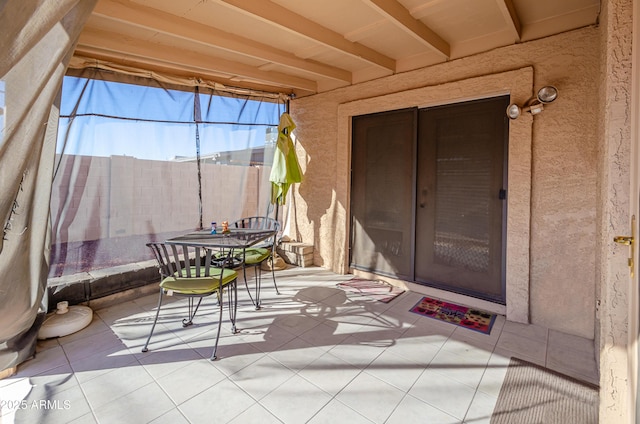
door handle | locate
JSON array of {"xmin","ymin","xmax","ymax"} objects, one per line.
[
  {"xmin": 614, "ymin": 236, "xmax": 633, "ymax": 246},
  {"xmin": 419, "ymin": 188, "xmax": 427, "ymax": 208},
  {"xmin": 614, "ymin": 215, "xmax": 636, "ymax": 277}
]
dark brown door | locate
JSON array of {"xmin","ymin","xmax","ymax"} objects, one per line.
[
  {"xmin": 350, "ymin": 108, "xmax": 416, "ymax": 280},
  {"xmin": 415, "ymin": 97, "xmax": 507, "ymax": 302}
]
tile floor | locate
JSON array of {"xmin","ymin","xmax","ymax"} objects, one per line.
[{"xmin": 1, "ymin": 266, "xmax": 599, "ymax": 423}]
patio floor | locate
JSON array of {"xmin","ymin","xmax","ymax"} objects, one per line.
[{"xmin": 1, "ymin": 266, "xmax": 599, "ymax": 423}]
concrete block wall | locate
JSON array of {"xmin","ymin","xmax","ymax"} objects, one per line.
[
  {"xmin": 51, "ymin": 155, "xmax": 112, "ymax": 243},
  {"xmin": 51, "ymin": 154, "xmax": 271, "ymax": 244}
]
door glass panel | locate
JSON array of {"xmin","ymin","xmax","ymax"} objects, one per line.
[
  {"xmin": 350, "ymin": 109, "xmax": 415, "ymax": 278},
  {"xmin": 433, "ymin": 118, "xmax": 492, "ymax": 273},
  {"xmin": 416, "ymin": 96, "xmax": 508, "ymax": 302}
]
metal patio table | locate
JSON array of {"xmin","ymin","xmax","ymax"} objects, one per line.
[{"xmin": 166, "ymin": 228, "xmax": 277, "ymax": 308}]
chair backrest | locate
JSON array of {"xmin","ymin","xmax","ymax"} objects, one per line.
[
  {"xmin": 232, "ymin": 216, "xmax": 280, "ymax": 231},
  {"xmin": 232, "ymin": 216, "xmax": 281, "ymax": 248},
  {"xmin": 147, "ymin": 242, "xmax": 228, "ymax": 279}
]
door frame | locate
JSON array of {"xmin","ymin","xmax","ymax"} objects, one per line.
[
  {"xmin": 337, "ymin": 68, "xmax": 534, "ymax": 321},
  {"xmin": 630, "ymin": 0, "xmax": 640, "ymax": 418}
]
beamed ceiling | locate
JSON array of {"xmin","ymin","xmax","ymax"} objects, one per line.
[{"xmin": 75, "ymin": 0, "xmax": 601, "ymax": 96}]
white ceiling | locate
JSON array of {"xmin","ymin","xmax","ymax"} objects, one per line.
[{"xmin": 75, "ymin": 0, "xmax": 601, "ymax": 96}]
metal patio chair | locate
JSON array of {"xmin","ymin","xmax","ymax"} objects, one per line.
[
  {"xmin": 231, "ymin": 216, "xmax": 281, "ymax": 309},
  {"xmin": 142, "ymin": 242, "xmax": 238, "ymax": 360}
]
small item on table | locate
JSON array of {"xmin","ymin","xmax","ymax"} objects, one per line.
[
  {"xmin": 221, "ymin": 221, "xmax": 230, "ymax": 233},
  {"xmin": 211, "ymin": 222, "xmax": 217, "ymax": 234}
]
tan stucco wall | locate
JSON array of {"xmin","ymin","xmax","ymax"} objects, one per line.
[{"xmin": 290, "ymin": 27, "xmax": 600, "ymax": 340}]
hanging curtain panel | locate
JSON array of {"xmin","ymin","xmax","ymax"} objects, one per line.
[
  {"xmin": 50, "ymin": 68, "xmax": 285, "ymax": 278},
  {"xmin": 0, "ymin": 0, "xmax": 98, "ymax": 373}
]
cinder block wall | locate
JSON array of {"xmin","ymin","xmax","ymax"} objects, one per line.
[{"xmin": 50, "ymin": 154, "xmax": 270, "ymax": 243}]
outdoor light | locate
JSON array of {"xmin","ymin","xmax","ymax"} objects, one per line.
[
  {"xmin": 506, "ymin": 85, "xmax": 559, "ymax": 120},
  {"xmin": 506, "ymin": 103, "xmax": 521, "ymax": 119},
  {"xmin": 537, "ymin": 85, "xmax": 558, "ymax": 103}
]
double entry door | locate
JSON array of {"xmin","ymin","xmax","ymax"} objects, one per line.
[{"xmin": 350, "ymin": 96, "xmax": 509, "ymax": 303}]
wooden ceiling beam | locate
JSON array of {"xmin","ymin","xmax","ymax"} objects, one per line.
[
  {"xmin": 76, "ymin": 28, "xmax": 318, "ymax": 92},
  {"xmin": 362, "ymin": 0, "xmax": 450, "ymax": 58},
  {"xmin": 219, "ymin": 0, "xmax": 396, "ymax": 71},
  {"xmin": 495, "ymin": 0, "xmax": 522, "ymax": 42},
  {"xmin": 92, "ymin": 0, "xmax": 351, "ymax": 83}
]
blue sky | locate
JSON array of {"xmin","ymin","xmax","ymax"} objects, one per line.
[{"xmin": 57, "ymin": 76, "xmax": 283, "ymax": 160}]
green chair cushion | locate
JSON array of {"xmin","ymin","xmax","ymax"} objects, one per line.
[
  {"xmin": 212, "ymin": 251, "xmax": 243, "ymax": 268},
  {"xmin": 160, "ymin": 268, "xmax": 237, "ymax": 294},
  {"xmin": 238, "ymin": 247, "xmax": 270, "ymax": 264}
]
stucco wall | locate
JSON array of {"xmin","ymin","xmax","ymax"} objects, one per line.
[
  {"xmin": 290, "ymin": 27, "xmax": 600, "ymax": 339},
  {"xmin": 597, "ymin": 0, "xmax": 633, "ymax": 421}
]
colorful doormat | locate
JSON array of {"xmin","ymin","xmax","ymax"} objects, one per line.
[
  {"xmin": 336, "ymin": 278, "xmax": 405, "ymax": 303},
  {"xmin": 410, "ymin": 296, "xmax": 496, "ymax": 334}
]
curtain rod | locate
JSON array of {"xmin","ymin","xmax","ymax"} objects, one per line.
[{"xmin": 68, "ymin": 56, "xmax": 293, "ymax": 102}]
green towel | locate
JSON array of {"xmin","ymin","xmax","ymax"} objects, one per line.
[{"xmin": 270, "ymin": 113, "xmax": 303, "ymax": 205}]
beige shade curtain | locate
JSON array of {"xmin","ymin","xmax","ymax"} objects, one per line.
[{"xmin": 0, "ymin": 0, "xmax": 98, "ymax": 372}]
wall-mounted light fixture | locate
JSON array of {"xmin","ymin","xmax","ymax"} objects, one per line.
[{"xmin": 506, "ymin": 86, "xmax": 558, "ymax": 120}]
